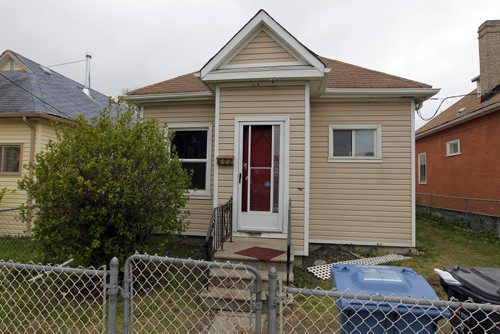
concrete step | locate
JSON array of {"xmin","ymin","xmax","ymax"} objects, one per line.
[{"xmin": 208, "ymin": 267, "xmax": 294, "ymax": 290}]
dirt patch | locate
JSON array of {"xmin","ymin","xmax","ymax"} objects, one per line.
[{"xmin": 303, "ymin": 245, "xmax": 360, "ymax": 268}]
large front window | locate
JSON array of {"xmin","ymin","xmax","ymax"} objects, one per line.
[
  {"xmin": 170, "ymin": 125, "xmax": 211, "ymax": 196},
  {"xmin": 0, "ymin": 145, "xmax": 21, "ymax": 175}
]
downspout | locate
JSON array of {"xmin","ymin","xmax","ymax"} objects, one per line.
[{"xmin": 22, "ymin": 116, "xmax": 36, "ymax": 233}]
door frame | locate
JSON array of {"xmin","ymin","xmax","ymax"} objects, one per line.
[{"xmin": 232, "ymin": 116, "xmax": 290, "ymax": 235}]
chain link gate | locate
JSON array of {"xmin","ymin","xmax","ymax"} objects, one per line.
[{"xmin": 119, "ymin": 254, "xmax": 264, "ymax": 334}]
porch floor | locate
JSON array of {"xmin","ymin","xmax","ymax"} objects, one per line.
[{"xmin": 214, "ymin": 237, "xmax": 290, "ymax": 263}]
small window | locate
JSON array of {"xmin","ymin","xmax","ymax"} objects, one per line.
[
  {"xmin": 328, "ymin": 125, "xmax": 382, "ymax": 162},
  {"xmin": 170, "ymin": 125, "xmax": 211, "ymax": 196},
  {"xmin": 446, "ymin": 139, "xmax": 461, "ymax": 157},
  {"xmin": 418, "ymin": 153, "xmax": 427, "ymax": 184},
  {"xmin": 0, "ymin": 145, "xmax": 22, "ymax": 174}
]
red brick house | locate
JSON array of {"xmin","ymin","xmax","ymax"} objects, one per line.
[{"xmin": 415, "ymin": 20, "xmax": 500, "ymax": 233}]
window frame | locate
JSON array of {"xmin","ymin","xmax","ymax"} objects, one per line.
[
  {"xmin": 328, "ymin": 124, "xmax": 382, "ymax": 163},
  {"xmin": 446, "ymin": 139, "xmax": 461, "ymax": 157},
  {"xmin": 168, "ymin": 123, "xmax": 212, "ymax": 198},
  {"xmin": 0, "ymin": 144, "xmax": 23, "ymax": 176},
  {"xmin": 418, "ymin": 152, "xmax": 427, "ymax": 184}
]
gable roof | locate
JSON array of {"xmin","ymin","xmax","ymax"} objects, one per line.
[
  {"xmin": 200, "ymin": 9, "xmax": 325, "ymax": 79},
  {"xmin": 0, "ymin": 50, "xmax": 109, "ymax": 120},
  {"xmin": 416, "ymin": 87, "xmax": 500, "ymax": 138},
  {"xmin": 128, "ymin": 56, "xmax": 430, "ymax": 96}
]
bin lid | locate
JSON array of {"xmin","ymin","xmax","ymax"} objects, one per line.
[
  {"xmin": 332, "ymin": 264, "xmax": 439, "ymax": 299},
  {"xmin": 445, "ymin": 266, "xmax": 500, "ymax": 304}
]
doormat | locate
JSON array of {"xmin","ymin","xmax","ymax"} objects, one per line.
[{"xmin": 235, "ymin": 246, "xmax": 286, "ymax": 262}]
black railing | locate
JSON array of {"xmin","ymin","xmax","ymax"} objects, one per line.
[
  {"xmin": 286, "ymin": 197, "xmax": 292, "ymax": 286},
  {"xmin": 204, "ymin": 198, "xmax": 233, "ymax": 261}
]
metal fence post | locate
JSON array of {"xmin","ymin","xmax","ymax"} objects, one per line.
[
  {"xmin": 267, "ymin": 267, "xmax": 278, "ymax": 334},
  {"xmin": 107, "ymin": 257, "xmax": 119, "ymax": 334}
]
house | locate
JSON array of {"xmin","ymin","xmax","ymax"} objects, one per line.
[
  {"xmin": 416, "ymin": 20, "xmax": 500, "ymax": 234},
  {"xmin": 126, "ymin": 10, "xmax": 438, "ymax": 258},
  {"xmin": 0, "ymin": 50, "xmax": 109, "ymax": 234}
]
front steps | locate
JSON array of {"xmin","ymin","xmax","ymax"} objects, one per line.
[{"xmin": 200, "ymin": 237, "xmax": 294, "ymax": 312}]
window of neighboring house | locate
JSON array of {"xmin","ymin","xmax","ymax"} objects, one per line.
[
  {"xmin": 418, "ymin": 152, "xmax": 427, "ymax": 184},
  {"xmin": 328, "ymin": 125, "xmax": 382, "ymax": 162},
  {"xmin": 0, "ymin": 145, "xmax": 22, "ymax": 174},
  {"xmin": 170, "ymin": 125, "xmax": 211, "ymax": 197},
  {"xmin": 446, "ymin": 139, "xmax": 461, "ymax": 157}
]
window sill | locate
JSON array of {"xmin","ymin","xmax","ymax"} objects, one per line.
[
  {"xmin": 328, "ymin": 157, "xmax": 382, "ymax": 164},
  {"xmin": 188, "ymin": 192, "xmax": 212, "ymax": 200},
  {"xmin": 446, "ymin": 152, "xmax": 461, "ymax": 157}
]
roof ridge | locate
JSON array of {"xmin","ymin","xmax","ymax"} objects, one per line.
[{"xmin": 320, "ymin": 56, "xmax": 431, "ymax": 88}]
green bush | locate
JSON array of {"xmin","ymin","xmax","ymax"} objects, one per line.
[{"xmin": 18, "ymin": 100, "xmax": 191, "ymax": 266}]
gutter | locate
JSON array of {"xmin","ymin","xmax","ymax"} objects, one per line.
[
  {"xmin": 0, "ymin": 112, "xmax": 71, "ymax": 123},
  {"xmin": 21, "ymin": 116, "xmax": 36, "ymax": 233},
  {"xmin": 416, "ymin": 101, "xmax": 500, "ymax": 139},
  {"xmin": 317, "ymin": 88, "xmax": 440, "ymax": 101},
  {"xmin": 123, "ymin": 91, "xmax": 214, "ymax": 104}
]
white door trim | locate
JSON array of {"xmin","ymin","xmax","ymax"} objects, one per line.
[{"xmin": 232, "ymin": 116, "xmax": 290, "ymax": 234}]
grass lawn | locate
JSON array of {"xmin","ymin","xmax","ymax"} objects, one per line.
[
  {"xmin": 0, "ymin": 236, "xmax": 41, "ymax": 263},
  {"xmin": 295, "ymin": 214, "xmax": 500, "ymax": 298}
]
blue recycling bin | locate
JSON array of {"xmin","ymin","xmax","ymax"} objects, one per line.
[{"xmin": 331, "ymin": 264, "xmax": 450, "ymax": 334}]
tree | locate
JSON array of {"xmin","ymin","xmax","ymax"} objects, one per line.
[{"xmin": 18, "ymin": 99, "xmax": 191, "ymax": 266}]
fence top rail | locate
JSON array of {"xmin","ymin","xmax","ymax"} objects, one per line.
[
  {"xmin": 0, "ymin": 260, "xmax": 107, "ymax": 277},
  {"xmin": 125, "ymin": 253, "xmax": 261, "ymax": 280},
  {"xmin": 284, "ymin": 286, "xmax": 500, "ymax": 312},
  {"xmin": 416, "ymin": 193, "xmax": 500, "ymax": 202}
]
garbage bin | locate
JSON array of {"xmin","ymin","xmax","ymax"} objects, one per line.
[
  {"xmin": 437, "ymin": 266, "xmax": 500, "ymax": 334},
  {"xmin": 332, "ymin": 264, "xmax": 449, "ymax": 334}
]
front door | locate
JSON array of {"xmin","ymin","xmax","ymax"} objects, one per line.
[{"xmin": 237, "ymin": 122, "xmax": 284, "ymax": 232}]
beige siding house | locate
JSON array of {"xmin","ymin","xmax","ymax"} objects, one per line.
[
  {"xmin": 0, "ymin": 50, "xmax": 109, "ymax": 234},
  {"xmin": 127, "ymin": 10, "xmax": 438, "ymax": 256}
]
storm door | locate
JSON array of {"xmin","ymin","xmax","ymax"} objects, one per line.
[{"xmin": 237, "ymin": 122, "xmax": 284, "ymax": 232}]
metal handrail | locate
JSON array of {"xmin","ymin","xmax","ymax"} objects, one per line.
[
  {"xmin": 204, "ymin": 198, "xmax": 233, "ymax": 261},
  {"xmin": 286, "ymin": 197, "xmax": 291, "ymax": 286}
]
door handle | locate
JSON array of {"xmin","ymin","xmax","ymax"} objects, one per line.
[{"xmin": 239, "ymin": 173, "xmax": 242, "ymax": 184}]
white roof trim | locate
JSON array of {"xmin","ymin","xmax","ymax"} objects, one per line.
[
  {"xmin": 203, "ymin": 68, "xmax": 324, "ymax": 82},
  {"xmin": 319, "ymin": 88, "xmax": 440, "ymax": 100},
  {"xmin": 200, "ymin": 10, "xmax": 325, "ymax": 80},
  {"xmin": 124, "ymin": 91, "xmax": 214, "ymax": 103}
]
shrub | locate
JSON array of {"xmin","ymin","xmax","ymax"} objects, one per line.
[{"xmin": 18, "ymin": 100, "xmax": 190, "ymax": 266}]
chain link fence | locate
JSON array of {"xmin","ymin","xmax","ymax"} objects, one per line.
[
  {"xmin": 0, "ymin": 254, "xmax": 499, "ymax": 333},
  {"xmin": 417, "ymin": 193, "xmax": 500, "ymax": 217},
  {"xmin": 278, "ymin": 286, "xmax": 500, "ymax": 334},
  {"xmin": 0, "ymin": 261, "xmax": 107, "ymax": 333}
]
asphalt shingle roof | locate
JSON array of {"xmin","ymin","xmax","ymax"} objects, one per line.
[
  {"xmin": 0, "ymin": 50, "xmax": 109, "ymax": 120},
  {"xmin": 128, "ymin": 56, "xmax": 431, "ymax": 96},
  {"xmin": 416, "ymin": 87, "xmax": 500, "ymax": 136}
]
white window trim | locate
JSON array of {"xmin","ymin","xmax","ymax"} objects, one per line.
[
  {"xmin": 167, "ymin": 123, "xmax": 212, "ymax": 199},
  {"xmin": 328, "ymin": 124, "xmax": 382, "ymax": 163},
  {"xmin": 446, "ymin": 139, "xmax": 461, "ymax": 157},
  {"xmin": 418, "ymin": 152, "xmax": 427, "ymax": 184}
]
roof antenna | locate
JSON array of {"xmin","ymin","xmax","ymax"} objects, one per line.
[{"xmin": 82, "ymin": 53, "xmax": 92, "ymax": 97}]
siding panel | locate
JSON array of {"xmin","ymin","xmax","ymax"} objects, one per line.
[
  {"xmin": 228, "ymin": 30, "xmax": 298, "ymax": 65},
  {"xmin": 310, "ymin": 101, "xmax": 412, "ymax": 246}
]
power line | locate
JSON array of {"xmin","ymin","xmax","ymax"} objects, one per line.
[
  {"xmin": 0, "ymin": 72, "xmax": 73, "ymax": 119},
  {"xmin": 416, "ymin": 93, "xmax": 479, "ymax": 121},
  {"xmin": 48, "ymin": 59, "xmax": 87, "ymax": 68}
]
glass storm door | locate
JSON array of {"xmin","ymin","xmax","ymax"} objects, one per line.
[{"xmin": 237, "ymin": 123, "xmax": 284, "ymax": 232}]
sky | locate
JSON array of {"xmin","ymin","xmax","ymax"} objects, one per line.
[{"xmin": 2, "ymin": 0, "xmax": 499, "ymax": 129}]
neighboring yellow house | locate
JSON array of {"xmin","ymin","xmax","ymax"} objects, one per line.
[
  {"xmin": 126, "ymin": 10, "xmax": 439, "ymax": 257},
  {"xmin": 0, "ymin": 50, "xmax": 108, "ymax": 235}
]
